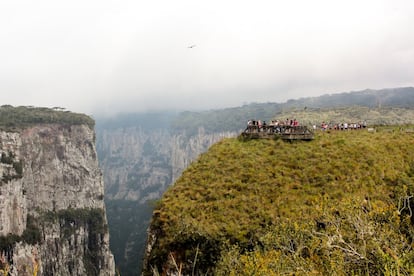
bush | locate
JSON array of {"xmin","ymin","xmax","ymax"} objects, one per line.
[
  {"xmin": 13, "ymin": 161, "xmax": 23, "ymax": 176},
  {"xmin": 22, "ymin": 215, "xmax": 42, "ymax": 245},
  {"xmin": 0, "ymin": 152, "xmax": 14, "ymax": 164}
]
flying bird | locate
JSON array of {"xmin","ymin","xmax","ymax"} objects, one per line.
[{"xmin": 187, "ymin": 44, "xmax": 196, "ymax": 48}]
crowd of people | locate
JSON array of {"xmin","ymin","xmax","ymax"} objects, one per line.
[
  {"xmin": 245, "ymin": 118, "xmax": 368, "ymax": 133},
  {"xmin": 245, "ymin": 118, "xmax": 301, "ymax": 133},
  {"xmin": 318, "ymin": 121, "xmax": 368, "ymax": 131}
]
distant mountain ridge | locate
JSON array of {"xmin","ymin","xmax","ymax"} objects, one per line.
[
  {"xmin": 170, "ymin": 87, "xmax": 414, "ymax": 134},
  {"xmin": 286, "ymin": 86, "xmax": 414, "ymax": 108}
]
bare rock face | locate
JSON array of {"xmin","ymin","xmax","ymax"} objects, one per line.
[
  {"xmin": 98, "ymin": 126, "xmax": 238, "ymax": 202},
  {"xmin": 0, "ymin": 124, "xmax": 115, "ymax": 276},
  {"xmin": 0, "ymin": 131, "xmax": 26, "ymax": 237},
  {"xmin": 98, "ymin": 127, "xmax": 173, "ymax": 203},
  {"xmin": 171, "ymin": 128, "xmax": 238, "ymax": 183},
  {"xmin": 20, "ymin": 125, "xmax": 104, "ymax": 211}
]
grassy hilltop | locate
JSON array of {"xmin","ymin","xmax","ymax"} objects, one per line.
[
  {"xmin": 0, "ymin": 105, "xmax": 94, "ymax": 130},
  {"xmin": 145, "ymin": 127, "xmax": 414, "ymax": 275}
]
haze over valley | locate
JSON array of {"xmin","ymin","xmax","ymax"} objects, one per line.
[{"xmin": 2, "ymin": 0, "xmax": 414, "ymax": 275}]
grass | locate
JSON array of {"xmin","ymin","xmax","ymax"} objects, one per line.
[{"xmin": 145, "ymin": 127, "xmax": 414, "ymax": 275}]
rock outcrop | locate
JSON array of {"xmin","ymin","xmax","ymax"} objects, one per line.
[{"xmin": 0, "ymin": 122, "xmax": 115, "ymax": 276}]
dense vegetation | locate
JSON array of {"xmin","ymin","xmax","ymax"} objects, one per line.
[
  {"xmin": 0, "ymin": 151, "xmax": 23, "ymax": 183},
  {"xmin": 145, "ymin": 127, "xmax": 414, "ymax": 275},
  {"xmin": 0, "ymin": 105, "xmax": 94, "ymax": 130},
  {"xmin": 274, "ymin": 106, "xmax": 414, "ymax": 127},
  {"xmin": 0, "ymin": 215, "xmax": 41, "ymax": 261},
  {"xmin": 285, "ymin": 87, "xmax": 414, "ymax": 109},
  {"xmin": 171, "ymin": 103, "xmax": 281, "ymax": 135},
  {"xmin": 44, "ymin": 208, "xmax": 108, "ymax": 276},
  {"xmin": 105, "ymin": 200, "xmax": 154, "ymax": 275}
]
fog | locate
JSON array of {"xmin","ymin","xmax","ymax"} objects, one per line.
[{"xmin": 1, "ymin": 0, "xmax": 413, "ymax": 116}]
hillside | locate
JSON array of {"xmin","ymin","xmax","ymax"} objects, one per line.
[
  {"xmin": 95, "ymin": 86, "xmax": 414, "ymax": 275},
  {"xmin": 274, "ymin": 106, "xmax": 414, "ymax": 127},
  {"xmin": 143, "ymin": 127, "xmax": 414, "ymax": 275}
]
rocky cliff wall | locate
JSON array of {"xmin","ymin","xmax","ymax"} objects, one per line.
[
  {"xmin": 0, "ymin": 124, "xmax": 115, "ymax": 276},
  {"xmin": 171, "ymin": 128, "xmax": 239, "ymax": 183},
  {"xmin": 98, "ymin": 127, "xmax": 238, "ymax": 202},
  {"xmin": 98, "ymin": 127, "xmax": 173, "ymax": 202}
]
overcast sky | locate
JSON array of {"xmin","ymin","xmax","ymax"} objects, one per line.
[{"xmin": 1, "ymin": 0, "xmax": 413, "ymax": 115}]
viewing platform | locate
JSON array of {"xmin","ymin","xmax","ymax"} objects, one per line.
[{"xmin": 241, "ymin": 125, "xmax": 314, "ymax": 141}]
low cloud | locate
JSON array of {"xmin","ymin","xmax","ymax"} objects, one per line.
[{"xmin": 1, "ymin": 0, "xmax": 413, "ymax": 116}]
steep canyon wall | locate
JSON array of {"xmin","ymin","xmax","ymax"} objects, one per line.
[{"xmin": 0, "ymin": 124, "xmax": 115, "ymax": 276}]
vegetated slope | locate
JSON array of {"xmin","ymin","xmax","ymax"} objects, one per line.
[
  {"xmin": 98, "ymin": 107, "xmax": 414, "ymax": 276},
  {"xmin": 144, "ymin": 128, "xmax": 414, "ymax": 275},
  {"xmin": 171, "ymin": 87, "xmax": 414, "ymax": 134},
  {"xmin": 96, "ymin": 87, "xmax": 414, "ymax": 275},
  {"xmin": 274, "ymin": 106, "xmax": 414, "ymax": 127},
  {"xmin": 284, "ymin": 87, "xmax": 414, "ymax": 109}
]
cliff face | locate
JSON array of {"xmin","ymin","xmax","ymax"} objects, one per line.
[
  {"xmin": 98, "ymin": 126, "xmax": 238, "ymax": 201},
  {"xmin": 0, "ymin": 124, "xmax": 115, "ymax": 276},
  {"xmin": 171, "ymin": 128, "xmax": 239, "ymax": 183},
  {"xmin": 98, "ymin": 127, "xmax": 173, "ymax": 202}
]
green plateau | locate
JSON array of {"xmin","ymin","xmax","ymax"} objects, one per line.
[
  {"xmin": 0, "ymin": 105, "xmax": 95, "ymax": 130},
  {"xmin": 145, "ymin": 127, "xmax": 414, "ymax": 275}
]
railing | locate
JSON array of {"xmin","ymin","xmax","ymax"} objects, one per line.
[{"xmin": 242, "ymin": 125, "xmax": 314, "ymax": 140}]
